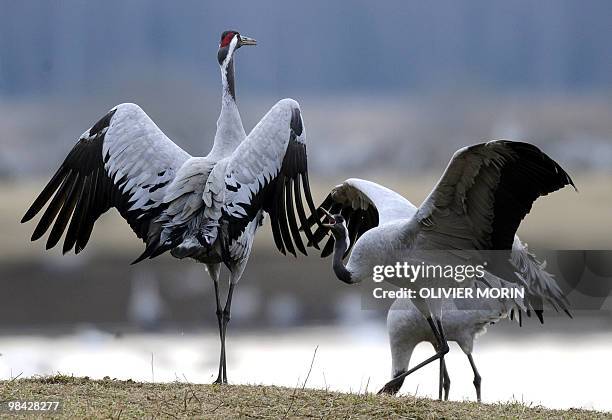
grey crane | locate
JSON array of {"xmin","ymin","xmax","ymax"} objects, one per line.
[
  {"xmin": 306, "ymin": 177, "xmax": 570, "ymax": 400},
  {"xmin": 386, "ymin": 233, "xmax": 571, "ymax": 401},
  {"xmin": 304, "ymin": 141, "xmax": 575, "ymax": 396},
  {"xmin": 21, "ymin": 30, "xmax": 320, "ymax": 384}
]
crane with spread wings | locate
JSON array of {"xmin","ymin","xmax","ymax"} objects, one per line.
[{"xmin": 22, "ymin": 30, "xmax": 320, "ymax": 385}]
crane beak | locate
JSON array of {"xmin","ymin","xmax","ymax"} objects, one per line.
[
  {"xmin": 239, "ymin": 36, "xmax": 257, "ymax": 47},
  {"xmin": 320, "ymin": 208, "xmax": 335, "ymax": 228}
]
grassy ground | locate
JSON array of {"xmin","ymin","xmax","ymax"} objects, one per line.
[{"xmin": 0, "ymin": 376, "xmax": 609, "ymax": 419}]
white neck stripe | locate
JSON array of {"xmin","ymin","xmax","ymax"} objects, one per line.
[{"xmin": 222, "ymin": 36, "xmax": 239, "ymax": 69}]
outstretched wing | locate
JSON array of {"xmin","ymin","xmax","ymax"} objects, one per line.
[
  {"xmin": 415, "ymin": 140, "xmax": 575, "ymax": 251},
  {"xmin": 22, "ymin": 103, "xmax": 190, "ymax": 254},
  {"xmin": 221, "ymin": 98, "xmax": 320, "ymax": 257},
  {"xmin": 305, "ymin": 178, "xmax": 418, "ymax": 258}
]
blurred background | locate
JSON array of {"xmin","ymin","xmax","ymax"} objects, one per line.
[{"xmin": 1, "ymin": 0, "xmax": 611, "ymax": 411}]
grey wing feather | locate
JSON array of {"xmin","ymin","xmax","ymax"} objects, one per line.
[
  {"xmin": 415, "ymin": 140, "xmax": 575, "ymax": 251},
  {"xmin": 22, "ymin": 103, "xmax": 190, "ymax": 255},
  {"xmin": 221, "ymin": 98, "xmax": 319, "ymax": 257}
]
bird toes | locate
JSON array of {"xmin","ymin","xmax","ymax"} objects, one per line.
[{"xmin": 377, "ymin": 379, "xmax": 402, "ymax": 395}]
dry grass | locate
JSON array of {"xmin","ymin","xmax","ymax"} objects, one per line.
[{"xmin": 0, "ymin": 375, "xmax": 609, "ymax": 419}]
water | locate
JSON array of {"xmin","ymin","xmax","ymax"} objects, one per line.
[{"xmin": 1, "ymin": 323, "xmax": 610, "ymax": 412}]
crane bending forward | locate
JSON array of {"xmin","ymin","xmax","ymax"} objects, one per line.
[
  {"xmin": 304, "ymin": 178, "xmax": 571, "ymax": 400},
  {"xmin": 304, "ymin": 141, "xmax": 575, "ymax": 394},
  {"xmin": 22, "ymin": 31, "xmax": 321, "ymax": 384}
]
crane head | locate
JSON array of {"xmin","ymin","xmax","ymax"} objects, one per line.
[
  {"xmin": 217, "ymin": 30, "xmax": 257, "ymax": 65},
  {"xmin": 320, "ymin": 208, "xmax": 348, "ymax": 239}
]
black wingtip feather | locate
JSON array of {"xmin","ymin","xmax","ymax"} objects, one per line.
[
  {"xmin": 131, "ymin": 246, "xmax": 153, "ymax": 265},
  {"xmin": 21, "ymin": 167, "xmax": 68, "ymax": 224},
  {"xmin": 301, "ymin": 173, "xmax": 322, "ymax": 229},
  {"xmin": 535, "ymin": 309, "xmax": 544, "ymax": 324},
  {"xmin": 285, "ymin": 178, "xmax": 307, "ymax": 256},
  {"xmin": 304, "ymin": 195, "xmax": 333, "ymax": 230},
  {"xmin": 276, "ymin": 175, "xmax": 296, "ymax": 257},
  {"xmin": 131, "ymin": 240, "xmax": 162, "ymax": 264},
  {"xmin": 487, "ymin": 141, "xmax": 577, "ymax": 250},
  {"xmin": 269, "ymin": 193, "xmax": 286, "ymax": 255},
  {"xmin": 294, "ymin": 178, "xmax": 319, "ymax": 250},
  {"xmin": 63, "ymin": 174, "xmax": 91, "ymax": 254},
  {"xmin": 30, "ymin": 170, "xmax": 75, "ymax": 242},
  {"xmin": 46, "ymin": 174, "xmax": 81, "ymax": 250}
]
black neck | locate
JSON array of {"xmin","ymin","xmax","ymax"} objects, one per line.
[
  {"xmin": 225, "ymin": 57, "xmax": 236, "ymax": 100},
  {"xmin": 332, "ymin": 235, "xmax": 353, "ymax": 284}
]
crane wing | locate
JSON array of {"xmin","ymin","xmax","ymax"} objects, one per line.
[
  {"xmin": 22, "ymin": 103, "xmax": 191, "ymax": 254},
  {"xmin": 414, "ymin": 140, "xmax": 575, "ymax": 251},
  {"xmin": 221, "ymin": 98, "xmax": 319, "ymax": 257},
  {"xmin": 304, "ymin": 178, "xmax": 418, "ymax": 258}
]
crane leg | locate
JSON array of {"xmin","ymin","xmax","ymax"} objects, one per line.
[
  {"xmin": 378, "ymin": 316, "xmax": 449, "ymax": 395},
  {"xmin": 220, "ymin": 283, "xmax": 235, "ymax": 384},
  {"xmin": 438, "ymin": 319, "xmax": 450, "ymax": 401},
  {"xmin": 436, "ymin": 319, "xmax": 450, "ymax": 401},
  {"xmin": 443, "ymin": 362, "xmax": 450, "ymax": 400},
  {"xmin": 211, "ymin": 270, "xmax": 224, "ymax": 385},
  {"xmin": 431, "ymin": 321, "xmax": 449, "ymax": 401},
  {"xmin": 439, "ymin": 357, "xmax": 450, "ymax": 401},
  {"xmin": 467, "ymin": 353, "xmax": 482, "ymax": 402},
  {"xmin": 425, "ymin": 318, "xmax": 451, "ymax": 401},
  {"xmin": 438, "ymin": 357, "xmax": 444, "ymax": 400}
]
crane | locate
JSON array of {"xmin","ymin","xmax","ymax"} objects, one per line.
[
  {"xmin": 22, "ymin": 30, "xmax": 320, "ymax": 385},
  {"xmin": 304, "ymin": 141, "xmax": 575, "ymax": 396}
]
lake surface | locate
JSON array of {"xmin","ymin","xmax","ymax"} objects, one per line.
[{"xmin": 1, "ymin": 323, "xmax": 610, "ymax": 412}]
